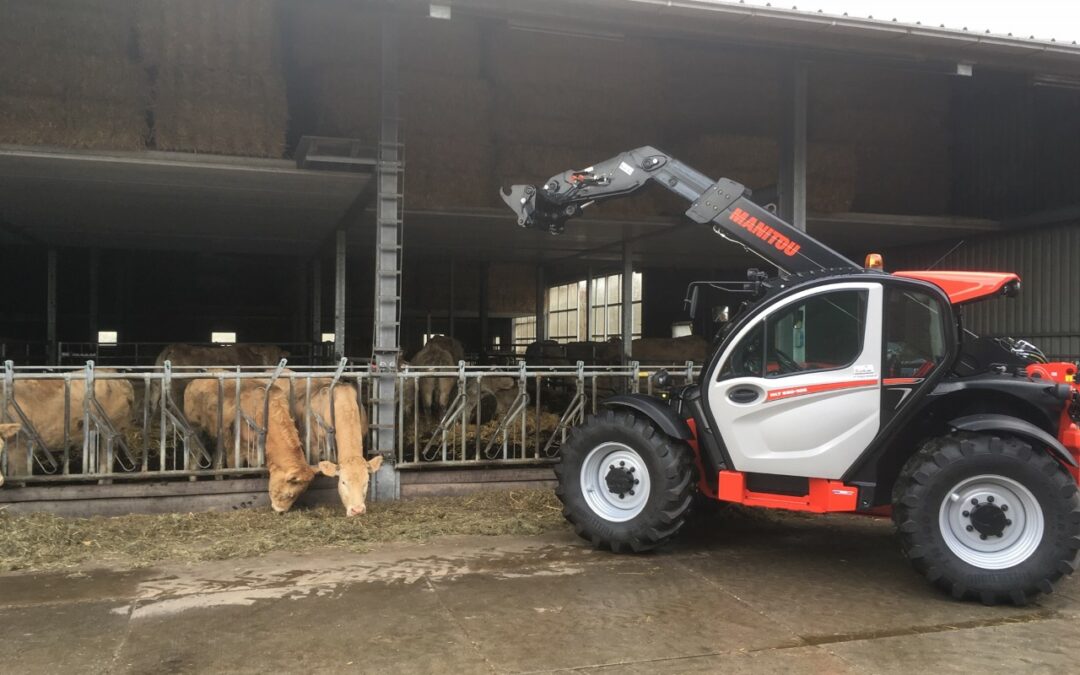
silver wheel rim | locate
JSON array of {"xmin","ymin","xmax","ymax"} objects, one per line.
[
  {"xmin": 938, "ymin": 474, "xmax": 1044, "ymax": 570},
  {"xmin": 580, "ymin": 442, "xmax": 651, "ymax": 522}
]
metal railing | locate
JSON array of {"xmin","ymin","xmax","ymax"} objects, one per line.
[
  {"xmin": 56, "ymin": 342, "xmax": 337, "ymax": 367},
  {"xmin": 0, "ymin": 358, "xmax": 701, "ymax": 485}
]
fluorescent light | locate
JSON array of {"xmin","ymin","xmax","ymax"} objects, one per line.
[
  {"xmin": 430, "ymin": 3, "xmax": 451, "ymax": 19},
  {"xmin": 321, "ymin": 332, "xmax": 336, "ymax": 343},
  {"xmin": 212, "ymin": 332, "xmax": 236, "ymax": 344},
  {"xmin": 97, "ymin": 330, "xmax": 117, "ymax": 345}
]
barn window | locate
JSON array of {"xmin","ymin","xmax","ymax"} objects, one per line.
[
  {"xmin": 321, "ymin": 332, "xmax": 335, "ymax": 343},
  {"xmin": 511, "ymin": 316, "xmax": 536, "ymax": 354},
  {"xmin": 97, "ymin": 330, "xmax": 118, "ymax": 345},
  {"xmin": 211, "ymin": 332, "xmax": 236, "ymax": 344},
  {"xmin": 587, "ymin": 272, "xmax": 641, "ymax": 342}
]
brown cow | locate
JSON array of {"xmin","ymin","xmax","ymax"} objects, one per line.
[
  {"xmin": 184, "ymin": 377, "xmax": 318, "ymax": 513},
  {"xmin": 410, "ymin": 335, "xmax": 465, "ymax": 416},
  {"xmin": 293, "ymin": 380, "xmax": 382, "ymax": 516},
  {"xmin": 2, "ymin": 376, "xmax": 135, "ymax": 479},
  {"xmin": 0, "ymin": 423, "xmax": 21, "ymax": 487},
  {"xmin": 150, "ymin": 343, "xmax": 289, "ymax": 413}
]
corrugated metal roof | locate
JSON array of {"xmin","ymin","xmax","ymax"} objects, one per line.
[
  {"xmin": 610, "ymin": 0, "xmax": 1080, "ymax": 68},
  {"xmin": 633, "ymin": 0, "xmax": 1080, "ymax": 51}
]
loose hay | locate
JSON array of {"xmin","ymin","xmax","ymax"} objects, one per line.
[{"xmin": 0, "ymin": 489, "xmax": 563, "ymax": 573}]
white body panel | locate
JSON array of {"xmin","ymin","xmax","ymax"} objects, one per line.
[{"xmin": 708, "ymin": 283, "xmax": 883, "ymax": 479}]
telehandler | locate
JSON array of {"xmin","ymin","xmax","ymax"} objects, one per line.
[{"xmin": 501, "ymin": 147, "xmax": 1080, "ymax": 604}]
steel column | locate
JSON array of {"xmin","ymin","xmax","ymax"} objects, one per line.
[
  {"xmin": 621, "ymin": 241, "xmax": 633, "ymax": 364},
  {"xmin": 334, "ymin": 228, "xmax": 346, "ymax": 359},
  {"xmin": 448, "ymin": 260, "xmax": 456, "ymax": 339},
  {"xmin": 778, "ymin": 61, "xmax": 808, "ymax": 232},
  {"xmin": 479, "ymin": 262, "xmax": 490, "ymax": 357},
  {"xmin": 311, "ymin": 259, "xmax": 322, "ymax": 344},
  {"xmin": 47, "ymin": 248, "xmax": 57, "ymax": 365},
  {"xmin": 370, "ymin": 11, "xmax": 403, "ymax": 500},
  {"xmin": 535, "ymin": 265, "xmax": 546, "ymax": 341},
  {"xmin": 88, "ymin": 248, "xmax": 99, "ymax": 341},
  {"xmin": 584, "ymin": 265, "xmax": 593, "ymax": 341}
]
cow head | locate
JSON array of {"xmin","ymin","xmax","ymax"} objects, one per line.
[
  {"xmin": 318, "ymin": 455, "xmax": 384, "ymax": 517},
  {"xmin": 268, "ymin": 463, "xmax": 318, "ymax": 513},
  {"xmin": 0, "ymin": 423, "xmax": 20, "ymax": 488}
]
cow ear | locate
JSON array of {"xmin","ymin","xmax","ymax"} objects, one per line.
[
  {"xmin": 0, "ymin": 423, "xmax": 19, "ymax": 439},
  {"xmin": 317, "ymin": 460, "xmax": 338, "ymax": 477},
  {"xmin": 366, "ymin": 455, "xmax": 384, "ymax": 473}
]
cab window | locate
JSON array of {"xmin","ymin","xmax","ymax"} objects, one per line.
[
  {"xmin": 885, "ymin": 288, "xmax": 947, "ymax": 378},
  {"xmin": 719, "ymin": 289, "xmax": 867, "ymax": 380},
  {"xmin": 764, "ymin": 290, "xmax": 867, "ymax": 377}
]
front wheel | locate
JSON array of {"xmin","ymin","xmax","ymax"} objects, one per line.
[
  {"xmin": 555, "ymin": 409, "xmax": 694, "ymax": 552},
  {"xmin": 893, "ymin": 433, "xmax": 1080, "ymax": 605}
]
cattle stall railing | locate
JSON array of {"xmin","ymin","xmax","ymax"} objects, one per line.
[{"xmin": 0, "ymin": 360, "xmax": 702, "ymax": 485}]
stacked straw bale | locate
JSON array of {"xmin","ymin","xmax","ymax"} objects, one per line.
[
  {"xmin": 138, "ymin": 0, "xmax": 287, "ymax": 157},
  {"xmin": 810, "ymin": 64, "xmax": 951, "ymax": 214},
  {"xmin": 489, "ymin": 27, "xmax": 666, "ymax": 217},
  {"xmin": 0, "ymin": 0, "xmax": 148, "ymax": 150}
]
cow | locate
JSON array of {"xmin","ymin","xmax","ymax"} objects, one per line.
[
  {"xmin": 183, "ymin": 377, "xmax": 318, "ymax": 513},
  {"xmin": 2, "ymin": 376, "xmax": 135, "ymax": 479},
  {"xmin": 564, "ymin": 340, "xmax": 620, "ymax": 365},
  {"xmin": 149, "ymin": 343, "xmax": 289, "ymax": 415},
  {"xmin": 292, "ymin": 380, "xmax": 382, "ymax": 517},
  {"xmin": 524, "ymin": 340, "xmax": 568, "ymax": 366},
  {"xmin": 410, "ymin": 335, "xmax": 465, "ymax": 417},
  {"xmin": 602, "ymin": 335, "xmax": 710, "ymax": 364},
  {"xmin": 0, "ymin": 423, "xmax": 21, "ymax": 487}
]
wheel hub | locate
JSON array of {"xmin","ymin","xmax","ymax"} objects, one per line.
[
  {"xmin": 579, "ymin": 442, "xmax": 651, "ymax": 522},
  {"xmin": 968, "ymin": 501, "xmax": 1010, "ymax": 538},
  {"xmin": 938, "ymin": 474, "xmax": 1043, "ymax": 570},
  {"xmin": 604, "ymin": 463, "xmax": 636, "ymax": 498}
]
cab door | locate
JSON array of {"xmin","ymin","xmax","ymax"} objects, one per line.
[{"xmin": 707, "ymin": 282, "xmax": 883, "ymax": 479}]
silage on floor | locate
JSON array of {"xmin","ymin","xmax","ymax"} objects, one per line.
[{"xmin": 0, "ymin": 489, "xmax": 563, "ymax": 573}]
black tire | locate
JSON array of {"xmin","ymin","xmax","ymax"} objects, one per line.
[
  {"xmin": 893, "ymin": 432, "xmax": 1080, "ymax": 605},
  {"xmin": 555, "ymin": 409, "xmax": 694, "ymax": 552}
]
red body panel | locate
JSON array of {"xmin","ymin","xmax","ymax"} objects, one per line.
[
  {"xmin": 893, "ymin": 270, "xmax": 1019, "ymax": 304},
  {"xmin": 1026, "ymin": 362, "xmax": 1080, "ymax": 483},
  {"xmin": 717, "ymin": 471, "xmax": 859, "ymax": 513}
]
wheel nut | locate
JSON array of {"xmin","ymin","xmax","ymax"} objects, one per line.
[
  {"xmin": 1005, "ymin": 519, "xmax": 1012, "ymax": 526},
  {"xmin": 629, "ymin": 490, "xmax": 635, "ymax": 496},
  {"xmin": 619, "ymin": 461, "xmax": 625, "ymax": 467},
  {"xmin": 1001, "ymin": 505, "xmax": 1008, "ymax": 512},
  {"xmin": 610, "ymin": 465, "xmax": 615, "ymax": 470},
  {"xmin": 628, "ymin": 467, "xmax": 635, "ymax": 473},
  {"xmin": 971, "ymin": 498, "xmax": 979, "ymax": 505},
  {"xmin": 966, "ymin": 525, "xmax": 974, "ymax": 532},
  {"xmin": 980, "ymin": 534, "xmax": 987, "ymax": 540},
  {"xmin": 634, "ymin": 479, "xmax": 640, "ymax": 485},
  {"xmin": 987, "ymin": 496, "xmax": 995, "ymax": 503},
  {"xmin": 618, "ymin": 493, "xmax": 624, "ymax": 499},
  {"xmin": 962, "ymin": 510, "xmax": 970, "ymax": 517}
]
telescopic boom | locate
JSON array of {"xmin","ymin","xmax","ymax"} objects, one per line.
[{"xmin": 500, "ymin": 146, "xmax": 859, "ymax": 275}]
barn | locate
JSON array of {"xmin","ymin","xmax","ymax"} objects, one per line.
[{"xmin": 1, "ymin": 0, "xmax": 1078, "ymax": 509}]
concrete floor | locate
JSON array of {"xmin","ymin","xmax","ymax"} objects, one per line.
[{"xmin": 2, "ymin": 510, "xmax": 1078, "ymax": 674}]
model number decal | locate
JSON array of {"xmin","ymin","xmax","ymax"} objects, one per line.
[{"xmin": 765, "ymin": 379, "xmax": 879, "ymax": 402}]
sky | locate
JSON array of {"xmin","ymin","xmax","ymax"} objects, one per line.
[{"xmin": 735, "ymin": 0, "xmax": 1080, "ymax": 43}]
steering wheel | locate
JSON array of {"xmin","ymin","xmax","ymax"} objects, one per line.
[{"xmin": 772, "ymin": 348, "xmax": 802, "ymax": 374}]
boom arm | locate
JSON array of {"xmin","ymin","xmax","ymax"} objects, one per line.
[{"xmin": 500, "ymin": 146, "xmax": 859, "ymax": 275}]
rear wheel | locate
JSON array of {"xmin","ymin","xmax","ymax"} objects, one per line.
[
  {"xmin": 893, "ymin": 433, "xmax": 1080, "ymax": 605},
  {"xmin": 555, "ymin": 409, "xmax": 694, "ymax": 552}
]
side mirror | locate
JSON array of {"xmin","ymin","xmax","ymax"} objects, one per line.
[
  {"xmin": 685, "ymin": 286, "xmax": 700, "ymax": 320},
  {"xmin": 712, "ymin": 305, "xmax": 730, "ymax": 324}
]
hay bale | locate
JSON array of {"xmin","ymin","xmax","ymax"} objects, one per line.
[
  {"xmin": 292, "ymin": 66, "xmax": 380, "ymax": 140},
  {"xmin": 398, "ymin": 14, "xmax": 483, "ymax": 77},
  {"xmin": 401, "ymin": 72, "xmax": 492, "ymax": 139},
  {"xmin": 0, "ymin": 0, "xmax": 138, "ymax": 57},
  {"xmin": 138, "ymin": 0, "xmax": 288, "ymax": 157},
  {"xmin": 807, "ymin": 142, "xmax": 857, "ymax": 213},
  {"xmin": 284, "ymin": 0, "xmax": 380, "ymax": 71},
  {"xmin": 151, "ymin": 68, "xmax": 286, "ymax": 157},
  {"xmin": 408, "ymin": 136, "xmax": 496, "ymax": 209},
  {"xmin": 489, "ymin": 27, "xmax": 661, "ymax": 86},
  {"xmin": 136, "ymin": 0, "xmax": 280, "ymax": 73}
]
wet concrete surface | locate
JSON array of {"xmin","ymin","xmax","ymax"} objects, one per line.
[{"xmin": 2, "ymin": 510, "xmax": 1078, "ymax": 674}]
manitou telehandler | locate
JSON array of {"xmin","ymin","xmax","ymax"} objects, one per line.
[{"xmin": 501, "ymin": 147, "xmax": 1080, "ymax": 605}]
